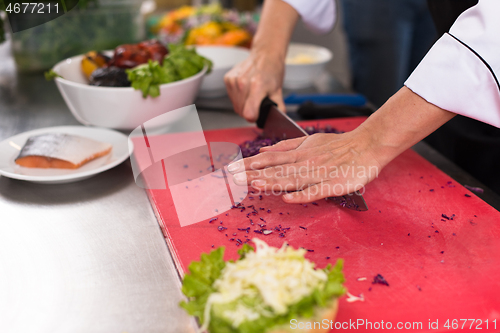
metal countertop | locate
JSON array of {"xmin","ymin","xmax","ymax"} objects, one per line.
[{"xmin": 1, "ymin": 39, "xmax": 499, "ymax": 333}]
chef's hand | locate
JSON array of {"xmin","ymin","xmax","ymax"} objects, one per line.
[
  {"xmin": 224, "ymin": 0, "xmax": 299, "ymax": 122},
  {"xmin": 228, "ymin": 127, "xmax": 382, "ymax": 203},
  {"xmin": 227, "ymin": 87, "xmax": 456, "ymax": 203},
  {"xmin": 224, "ymin": 52, "xmax": 286, "ymax": 122}
]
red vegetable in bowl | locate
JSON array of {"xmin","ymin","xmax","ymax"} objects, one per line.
[{"xmin": 109, "ymin": 40, "xmax": 169, "ymax": 69}]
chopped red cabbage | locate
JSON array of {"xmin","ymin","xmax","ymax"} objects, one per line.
[
  {"xmin": 239, "ymin": 125, "xmax": 341, "ymax": 158},
  {"xmin": 464, "ymin": 185, "xmax": 484, "ymax": 194},
  {"xmin": 372, "ymin": 274, "xmax": 389, "ymax": 286}
]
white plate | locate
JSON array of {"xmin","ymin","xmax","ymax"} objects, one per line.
[{"xmin": 0, "ymin": 126, "xmax": 132, "ymax": 184}]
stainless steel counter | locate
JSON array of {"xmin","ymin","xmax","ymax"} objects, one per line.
[
  {"xmin": 1, "ymin": 38, "xmax": 499, "ymax": 333},
  {"xmin": 0, "ymin": 164, "xmax": 196, "ymax": 333}
]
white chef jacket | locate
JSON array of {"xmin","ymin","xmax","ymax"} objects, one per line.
[{"xmin": 283, "ymin": 0, "xmax": 500, "ymax": 128}]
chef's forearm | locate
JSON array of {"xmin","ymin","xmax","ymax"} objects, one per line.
[
  {"xmin": 360, "ymin": 86, "xmax": 456, "ymax": 167},
  {"xmin": 251, "ymin": 0, "xmax": 299, "ymax": 61}
]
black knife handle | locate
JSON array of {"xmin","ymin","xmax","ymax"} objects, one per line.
[{"xmin": 256, "ymin": 97, "xmax": 277, "ymax": 129}]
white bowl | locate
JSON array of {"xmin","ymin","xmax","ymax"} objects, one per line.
[
  {"xmin": 195, "ymin": 46, "xmax": 250, "ymax": 98},
  {"xmin": 284, "ymin": 43, "xmax": 333, "ymax": 89},
  {"xmin": 52, "ymin": 53, "xmax": 207, "ymax": 131}
]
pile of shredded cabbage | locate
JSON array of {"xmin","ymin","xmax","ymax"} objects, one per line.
[{"xmin": 201, "ymin": 239, "xmax": 328, "ymax": 330}]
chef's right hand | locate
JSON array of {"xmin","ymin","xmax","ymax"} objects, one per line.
[{"xmin": 224, "ymin": 50, "xmax": 286, "ymax": 123}]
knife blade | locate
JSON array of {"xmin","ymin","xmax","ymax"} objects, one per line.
[
  {"xmin": 257, "ymin": 97, "xmax": 308, "ymax": 139},
  {"xmin": 256, "ymin": 97, "xmax": 368, "ymax": 211}
]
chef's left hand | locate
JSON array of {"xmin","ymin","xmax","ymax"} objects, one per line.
[{"xmin": 227, "ymin": 127, "xmax": 383, "ymax": 203}]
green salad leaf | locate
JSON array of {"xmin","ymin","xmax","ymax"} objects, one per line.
[
  {"xmin": 126, "ymin": 60, "xmax": 166, "ymax": 98},
  {"xmin": 237, "ymin": 243, "xmax": 254, "ymax": 259},
  {"xmin": 180, "ymin": 244, "xmax": 345, "ymax": 333},
  {"xmin": 126, "ymin": 44, "xmax": 212, "ymax": 98},
  {"xmin": 44, "ymin": 69, "xmax": 62, "ymax": 81},
  {"xmin": 180, "ymin": 246, "xmax": 226, "ymax": 323}
]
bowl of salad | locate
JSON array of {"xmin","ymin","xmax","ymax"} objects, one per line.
[{"xmin": 49, "ymin": 40, "xmax": 211, "ymax": 131}]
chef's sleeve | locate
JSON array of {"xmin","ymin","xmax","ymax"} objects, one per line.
[
  {"xmin": 281, "ymin": 0, "xmax": 336, "ymax": 34},
  {"xmin": 405, "ymin": 0, "xmax": 500, "ymax": 128}
]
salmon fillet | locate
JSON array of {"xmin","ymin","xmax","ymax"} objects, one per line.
[{"xmin": 15, "ymin": 133, "xmax": 112, "ymax": 169}]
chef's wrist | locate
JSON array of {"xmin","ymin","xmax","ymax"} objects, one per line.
[
  {"xmin": 248, "ymin": 47, "xmax": 284, "ymax": 71},
  {"xmin": 359, "ymin": 87, "xmax": 456, "ymax": 168},
  {"xmin": 355, "ymin": 121, "xmax": 400, "ymax": 170}
]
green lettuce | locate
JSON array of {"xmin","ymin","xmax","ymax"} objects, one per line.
[
  {"xmin": 236, "ymin": 243, "xmax": 254, "ymax": 260},
  {"xmin": 44, "ymin": 69, "xmax": 62, "ymax": 81},
  {"xmin": 180, "ymin": 247, "xmax": 226, "ymax": 323},
  {"xmin": 180, "ymin": 245, "xmax": 345, "ymax": 333},
  {"xmin": 126, "ymin": 44, "xmax": 212, "ymax": 98}
]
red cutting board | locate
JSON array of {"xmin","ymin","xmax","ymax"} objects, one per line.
[{"xmin": 144, "ymin": 117, "xmax": 500, "ymax": 332}]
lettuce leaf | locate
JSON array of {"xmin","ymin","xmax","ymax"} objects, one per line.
[
  {"xmin": 237, "ymin": 243, "xmax": 254, "ymax": 259},
  {"xmin": 180, "ymin": 246, "xmax": 226, "ymax": 323},
  {"xmin": 180, "ymin": 245, "xmax": 345, "ymax": 333},
  {"xmin": 126, "ymin": 60, "xmax": 167, "ymax": 98},
  {"xmin": 44, "ymin": 69, "xmax": 62, "ymax": 81},
  {"xmin": 126, "ymin": 44, "xmax": 212, "ymax": 98}
]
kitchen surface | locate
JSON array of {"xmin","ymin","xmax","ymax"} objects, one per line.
[
  {"xmin": 1, "ymin": 2, "xmax": 500, "ymax": 331},
  {"xmin": 0, "ymin": 40, "xmax": 197, "ymax": 333}
]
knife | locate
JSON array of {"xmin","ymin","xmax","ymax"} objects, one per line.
[{"xmin": 256, "ymin": 97, "xmax": 368, "ymax": 211}]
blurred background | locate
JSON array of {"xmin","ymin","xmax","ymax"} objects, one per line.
[
  {"xmin": 1, "ymin": 0, "xmax": 439, "ymax": 107},
  {"xmin": 0, "ymin": 0, "xmax": 352, "ymax": 89}
]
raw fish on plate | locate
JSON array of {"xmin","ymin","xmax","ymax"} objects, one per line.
[{"xmin": 15, "ymin": 133, "xmax": 112, "ymax": 169}]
